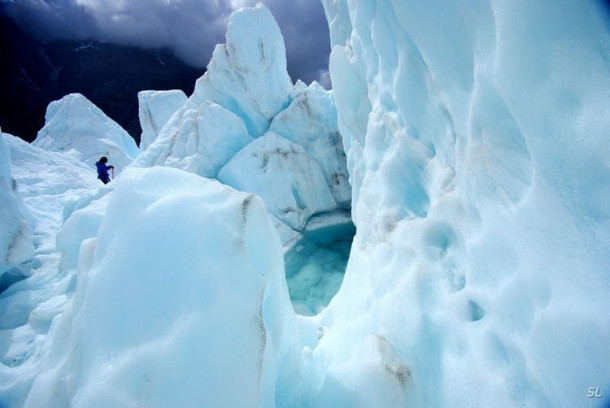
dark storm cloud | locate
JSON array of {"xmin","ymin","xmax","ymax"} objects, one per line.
[
  {"xmin": 1, "ymin": 0, "xmax": 331, "ymax": 87},
  {"xmin": 1, "ymin": 0, "xmax": 93, "ymax": 39},
  {"xmin": 1, "ymin": 0, "xmax": 231, "ymax": 67}
]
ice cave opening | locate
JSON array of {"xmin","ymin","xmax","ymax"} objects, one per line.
[{"xmin": 284, "ymin": 210, "xmax": 355, "ymax": 316}]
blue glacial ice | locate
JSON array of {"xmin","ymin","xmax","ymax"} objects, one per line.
[
  {"xmin": 138, "ymin": 90, "xmax": 187, "ymax": 151},
  {"xmin": 1, "ymin": 1, "xmax": 609, "ymax": 407},
  {"xmin": 33, "ymin": 93, "xmax": 139, "ymax": 172},
  {"xmin": 317, "ymin": 0, "xmax": 610, "ymax": 406}
]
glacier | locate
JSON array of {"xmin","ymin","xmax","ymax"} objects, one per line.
[
  {"xmin": 218, "ymin": 131, "xmax": 336, "ymax": 231},
  {"xmin": 33, "ymin": 93, "xmax": 140, "ymax": 172},
  {"xmin": 132, "ymin": 4, "xmax": 354, "ymax": 317},
  {"xmin": 316, "ymin": 0, "xmax": 610, "ymax": 406},
  {"xmin": 1, "ymin": 1, "xmax": 610, "ymax": 407},
  {"xmin": 137, "ymin": 90, "xmax": 188, "ymax": 151}
]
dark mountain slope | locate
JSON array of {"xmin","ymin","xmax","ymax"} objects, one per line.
[{"xmin": 0, "ymin": 13, "xmax": 203, "ymax": 144}]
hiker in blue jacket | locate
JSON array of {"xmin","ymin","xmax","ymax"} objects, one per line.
[{"xmin": 95, "ymin": 156, "xmax": 114, "ymax": 184}]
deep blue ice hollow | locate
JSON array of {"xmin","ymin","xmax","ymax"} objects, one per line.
[{"xmin": 284, "ymin": 214, "xmax": 355, "ymax": 316}]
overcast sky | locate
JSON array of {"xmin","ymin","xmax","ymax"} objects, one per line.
[{"xmin": 1, "ymin": 0, "xmax": 332, "ymax": 87}]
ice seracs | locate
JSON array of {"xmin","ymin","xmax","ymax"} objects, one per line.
[
  {"xmin": 30, "ymin": 0, "xmax": 610, "ymax": 406},
  {"xmin": 1, "ymin": 4, "xmax": 353, "ymax": 407},
  {"xmin": 138, "ymin": 90, "xmax": 187, "ymax": 151},
  {"xmin": 189, "ymin": 4, "xmax": 294, "ymax": 138},
  {"xmin": 269, "ymin": 81, "xmax": 351, "ymax": 207},
  {"xmin": 134, "ymin": 4, "xmax": 351, "ymax": 246},
  {"xmin": 33, "ymin": 93, "xmax": 139, "ymax": 171},
  {"xmin": 218, "ymin": 132, "xmax": 336, "ymax": 231},
  {"xmin": 4, "ymin": 0, "xmax": 609, "ymax": 406},
  {"xmin": 135, "ymin": 100, "xmax": 253, "ymax": 178}
]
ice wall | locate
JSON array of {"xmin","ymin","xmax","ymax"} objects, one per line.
[
  {"xmin": 23, "ymin": 167, "xmax": 300, "ymax": 407},
  {"xmin": 136, "ymin": 100, "xmax": 254, "ymax": 177},
  {"xmin": 0, "ymin": 131, "xmax": 34, "ymax": 281},
  {"xmin": 218, "ymin": 132, "xmax": 336, "ymax": 230},
  {"xmin": 33, "ymin": 93, "xmax": 139, "ymax": 171},
  {"xmin": 269, "ymin": 81, "xmax": 351, "ymax": 207},
  {"xmin": 316, "ymin": 0, "xmax": 610, "ymax": 407}
]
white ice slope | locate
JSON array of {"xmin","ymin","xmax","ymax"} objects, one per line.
[{"xmin": 33, "ymin": 93, "xmax": 139, "ymax": 172}]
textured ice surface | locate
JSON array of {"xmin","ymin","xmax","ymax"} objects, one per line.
[
  {"xmin": 0, "ymin": 133, "xmax": 34, "ymax": 282},
  {"xmin": 9, "ymin": 2, "xmax": 608, "ymax": 407},
  {"xmin": 0, "ymin": 135, "xmax": 100, "ymax": 407},
  {"xmin": 0, "ymin": 134, "xmax": 306, "ymax": 407},
  {"xmin": 33, "ymin": 94, "xmax": 139, "ymax": 172},
  {"xmin": 269, "ymin": 82, "xmax": 351, "ymax": 207},
  {"xmin": 23, "ymin": 168, "xmax": 300, "ymax": 408},
  {"xmin": 134, "ymin": 4, "xmax": 351, "ymax": 242},
  {"xmin": 138, "ymin": 90, "xmax": 187, "ymax": 151},
  {"xmin": 189, "ymin": 4, "xmax": 294, "ymax": 138},
  {"xmin": 316, "ymin": 0, "xmax": 610, "ymax": 406},
  {"xmin": 219, "ymin": 132, "xmax": 337, "ymax": 230},
  {"xmin": 134, "ymin": 100, "xmax": 253, "ymax": 177}
]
